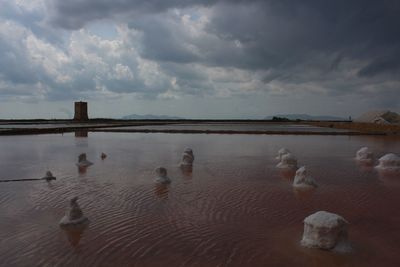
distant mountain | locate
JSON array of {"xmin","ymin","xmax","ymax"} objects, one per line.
[
  {"xmin": 264, "ymin": 114, "xmax": 346, "ymax": 121},
  {"xmin": 121, "ymin": 114, "xmax": 184, "ymax": 120}
]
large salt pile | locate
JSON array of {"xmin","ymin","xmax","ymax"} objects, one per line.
[
  {"xmin": 155, "ymin": 167, "xmax": 171, "ymax": 184},
  {"xmin": 301, "ymin": 211, "xmax": 349, "ymax": 251},
  {"xmin": 355, "ymin": 147, "xmax": 374, "ymax": 163},
  {"xmin": 276, "ymin": 148, "xmax": 290, "ymax": 161},
  {"xmin": 276, "ymin": 153, "xmax": 298, "ymax": 169},
  {"xmin": 375, "ymin": 153, "xmax": 400, "ymax": 172},
  {"xmin": 76, "ymin": 153, "xmax": 93, "ymax": 167},
  {"xmin": 293, "ymin": 167, "xmax": 317, "ymax": 188},
  {"xmin": 356, "ymin": 110, "xmax": 400, "ymax": 124},
  {"xmin": 180, "ymin": 148, "xmax": 194, "ymax": 167},
  {"xmin": 59, "ymin": 197, "xmax": 89, "ymax": 229}
]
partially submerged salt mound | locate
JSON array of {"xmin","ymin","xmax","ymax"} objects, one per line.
[
  {"xmin": 301, "ymin": 211, "xmax": 349, "ymax": 251},
  {"xmin": 42, "ymin": 171, "xmax": 56, "ymax": 181},
  {"xmin": 375, "ymin": 153, "xmax": 400, "ymax": 171},
  {"xmin": 180, "ymin": 148, "xmax": 194, "ymax": 166},
  {"xmin": 293, "ymin": 167, "xmax": 317, "ymax": 188},
  {"xmin": 76, "ymin": 153, "xmax": 93, "ymax": 167},
  {"xmin": 155, "ymin": 167, "xmax": 171, "ymax": 184},
  {"xmin": 276, "ymin": 153, "xmax": 298, "ymax": 169},
  {"xmin": 59, "ymin": 197, "xmax": 89, "ymax": 228},
  {"xmin": 355, "ymin": 147, "xmax": 374, "ymax": 163},
  {"xmin": 276, "ymin": 148, "xmax": 290, "ymax": 161}
]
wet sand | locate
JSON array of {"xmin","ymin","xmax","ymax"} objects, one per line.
[{"xmin": 0, "ymin": 133, "xmax": 399, "ymax": 266}]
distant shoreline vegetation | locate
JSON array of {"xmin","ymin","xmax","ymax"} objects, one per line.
[{"xmin": 271, "ymin": 116, "xmax": 292, "ymax": 122}]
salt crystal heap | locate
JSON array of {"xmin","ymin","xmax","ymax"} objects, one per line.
[
  {"xmin": 293, "ymin": 167, "xmax": 317, "ymax": 188},
  {"xmin": 180, "ymin": 148, "xmax": 194, "ymax": 167},
  {"xmin": 276, "ymin": 148, "xmax": 290, "ymax": 161},
  {"xmin": 375, "ymin": 153, "xmax": 400, "ymax": 172},
  {"xmin": 301, "ymin": 211, "xmax": 349, "ymax": 251},
  {"xmin": 76, "ymin": 153, "xmax": 93, "ymax": 167},
  {"xmin": 276, "ymin": 153, "xmax": 298, "ymax": 169},
  {"xmin": 355, "ymin": 147, "xmax": 374, "ymax": 163},
  {"xmin": 155, "ymin": 167, "xmax": 171, "ymax": 184},
  {"xmin": 42, "ymin": 171, "xmax": 56, "ymax": 181},
  {"xmin": 59, "ymin": 197, "xmax": 89, "ymax": 228}
]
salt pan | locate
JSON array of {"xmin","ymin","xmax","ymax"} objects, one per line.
[
  {"xmin": 59, "ymin": 197, "xmax": 89, "ymax": 228},
  {"xmin": 76, "ymin": 153, "xmax": 93, "ymax": 167},
  {"xmin": 155, "ymin": 167, "xmax": 171, "ymax": 184},
  {"xmin": 42, "ymin": 171, "xmax": 56, "ymax": 181},
  {"xmin": 355, "ymin": 147, "xmax": 374, "ymax": 163},
  {"xmin": 276, "ymin": 153, "xmax": 298, "ymax": 169},
  {"xmin": 375, "ymin": 153, "xmax": 400, "ymax": 171},
  {"xmin": 180, "ymin": 148, "xmax": 194, "ymax": 167},
  {"xmin": 301, "ymin": 211, "xmax": 349, "ymax": 251},
  {"xmin": 276, "ymin": 148, "xmax": 290, "ymax": 161},
  {"xmin": 293, "ymin": 167, "xmax": 317, "ymax": 188}
]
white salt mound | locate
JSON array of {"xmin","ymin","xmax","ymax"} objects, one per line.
[
  {"xmin": 155, "ymin": 167, "xmax": 171, "ymax": 184},
  {"xmin": 293, "ymin": 167, "xmax": 317, "ymax": 188},
  {"xmin": 356, "ymin": 110, "xmax": 400, "ymax": 124},
  {"xmin": 180, "ymin": 148, "xmax": 195, "ymax": 166},
  {"xmin": 301, "ymin": 211, "xmax": 349, "ymax": 251},
  {"xmin": 184, "ymin": 148, "xmax": 194, "ymax": 156},
  {"xmin": 355, "ymin": 147, "xmax": 374, "ymax": 163},
  {"xmin": 375, "ymin": 153, "xmax": 400, "ymax": 171},
  {"xmin": 76, "ymin": 153, "xmax": 93, "ymax": 167},
  {"xmin": 59, "ymin": 197, "xmax": 89, "ymax": 228},
  {"xmin": 276, "ymin": 148, "xmax": 290, "ymax": 160},
  {"xmin": 276, "ymin": 153, "xmax": 298, "ymax": 169}
]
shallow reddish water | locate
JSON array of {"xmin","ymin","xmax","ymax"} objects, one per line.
[{"xmin": 0, "ymin": 133, "xmax": 399, "ymax": 266}]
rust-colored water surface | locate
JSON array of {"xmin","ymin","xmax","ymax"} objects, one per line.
[{"xmin": 0, "ymin": 133, "xmax": 399, "ymax": 266}]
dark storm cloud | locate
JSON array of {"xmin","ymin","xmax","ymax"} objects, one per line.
[
  {"xmin": 92, "ymin": 0, "xmax": 400, "ymax": 93},
  {"xmin": 129, "ymin": 16, "xmax": 200, "ymax": 63},
  {"xmin": 48, "ymin": 0, "xmax": 217, "ymax": 29},
  {"xmin": 1, "ymin": 0, "xmax": 400, "ymax": 110},
  {"xmin": 24, "ymin": 0, "xmax": 400, "ymax": 78},
  {"xmin": 205, "ymin": 0, "xmax": 400, "ymax": 74}
]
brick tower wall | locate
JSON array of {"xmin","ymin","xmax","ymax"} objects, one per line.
[{"xmin": 73, "ymin": 101, "xmax": 89, "ymax": 121}]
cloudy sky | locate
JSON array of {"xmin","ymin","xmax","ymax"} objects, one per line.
[{"xmin": 0, "ymin": 0, "xmax": 399, "ymax": 119}]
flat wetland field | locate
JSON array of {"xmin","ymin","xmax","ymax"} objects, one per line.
[
  {"xmin": 1, "ymin": 120, "xmax": 399, "ymax": 135},
  {"xmin": 0, "ymin": 131, "xmax": 400, "ymax": 266}
]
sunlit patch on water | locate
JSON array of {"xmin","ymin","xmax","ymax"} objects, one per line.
[{"xmin": 0, "ymin": 133, "xmax": 399, "ymax": 266}]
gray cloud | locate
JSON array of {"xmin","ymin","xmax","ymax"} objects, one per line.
[{"xmin": 48, "ymin": 0, "xmax": 218, "ymax": 29}]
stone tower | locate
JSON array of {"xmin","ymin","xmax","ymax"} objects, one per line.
[{"xmin": 73, "ymin": 101, "xmax": 88, "ymax": 121}]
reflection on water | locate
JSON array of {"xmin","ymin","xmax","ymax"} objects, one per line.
[
  {"xmin": 0, "ymin": 133, "xmax": 399, "ymax": 266},
  {"xmin": 356, "ymin": 160, "xmax": 375, "ymax": 173},
  {"xmin": 78, "ymin": 166, "xmax": 88, "ymax": 174},
  {"xmin": 293, "ymin": 186, "xmax": 317, "ymax": 200},
  {"xmin": 62, "ymin": 224, "xmax": 89, "ymax": 247},
  {"xmin": 153, "ymin": 183, "xmax": 170, "ymax": 199},
  {"xmin": 75, "ymin": 130, "xmax": 88, "ymax": 138},
  {"xmin": 279, "ymin": 168, "xmax": 297, "ymax": 181},
  {"xmin": 377, "ymin": 169, "xmax": 400, "ymax": 187},
  {"xmin": 180, "ymin": 164, "xmax": 193, "ymax": 177}
]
